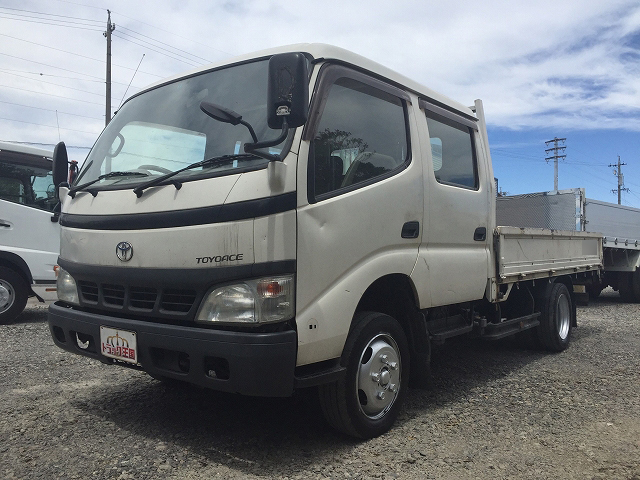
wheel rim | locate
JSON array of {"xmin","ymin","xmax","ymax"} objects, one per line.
[
  {"xmin": 356, "ymin": 333, "xmax": 401, "ymax": 420},
  {"xmin": 0, "ymin": 279, "xmax": 15, "ymax": 314},
  {"xmin": 556, "ymin": 292, "xmax": 571, "ymax": 340}
]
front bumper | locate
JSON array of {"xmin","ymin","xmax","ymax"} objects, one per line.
[{"xmin": 48, "ymin": 302, "xmax": 297, "ymax": 397}]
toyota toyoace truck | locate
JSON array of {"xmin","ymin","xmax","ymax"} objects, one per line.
[
  {"xmin": 48, "ymin": 44, "xmax": 602, "ymax": 438},
  {"xmin": 0, "ymin": 142, "xmax": 59, "ymax": 323}
]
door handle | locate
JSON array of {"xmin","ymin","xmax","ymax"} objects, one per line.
[
  {"xmin": 401, "ymin": 221, "xmax": 420, "ymax": 239},
  {"xmin": 474, "ymin": 227, "xmax": 486, "ymax": 241},
  {"xmin": 0, "ymin": 221, "xmax": 10, "ymax": 228}
]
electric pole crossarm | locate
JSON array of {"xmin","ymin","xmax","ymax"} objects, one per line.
[
  {"xmin": 545, "ymin": 137, "xmax": 567, "ymax": 192},
  {"xmin": 609, "ymin": 155, "xmax": 629, "ymax": 205}
]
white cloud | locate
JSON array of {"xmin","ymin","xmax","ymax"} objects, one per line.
[{"xmin": 0, "ymin": 0, "xmax": 639, "ymax": 150}]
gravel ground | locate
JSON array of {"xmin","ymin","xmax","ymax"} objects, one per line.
[{"xmin": 1, "ymin": 290, "xmax": 639, "ymax": 480}]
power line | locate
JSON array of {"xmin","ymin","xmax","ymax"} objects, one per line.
[
  {"xmin": 0, "ymin": 70, "xmax": 119, "ymax": 101},
  {"xmin": 118, "ymin": 26, "xmax": 213, "ymax": 64},
  {"xmin": 0, "ymin": 116, "xmax": 101, "ymax": 135},
  {"xmin": 0, "ymin": 33, "xmax": 160, "ymax": 81},
  {"xmin": 49, "ymin": 0, "xmax": 105, "ymax": 11},
  {"xmin": 112, "ymin": 32, "xmax": 203, "ymax": 67},
  {"xmin": 0, "ymin": 13, "xmax": 103, "ymax": 31},
  {"xmin": 0, "ymin": 68, "xmax": 106, "ymax": 84},
  {"xmin": 47, "ymin": 0, "xmax": 233, "ymax": 58},
  {"xmin": 0, "ymin": 52, "xmax": 105, "ymax": 81},
  {"xmin": 110, "ymin": 9, "xmax": 234, "ymax": 58},
  {"xmin": 0, "ymin": 100, "xmax": 102, "ymax": 120},
  {"xmin": 0, "ymin": 83, "xmax": 104, "ymax": 106},
  {"xmin": 0, "ymin": 6, "xmax": 102, "ymax": 24}
]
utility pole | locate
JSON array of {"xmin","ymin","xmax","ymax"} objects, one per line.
[
  {"xmin": 545, "ymin": 137, "xmax": 566, "ymax": 191},
  {"xmin": 609, "ymin": 155, "xmax": 629, "ymax": 205},
  {"xmin": 104, "ymin": 10, "xmax": 116, "ymax": 126}
]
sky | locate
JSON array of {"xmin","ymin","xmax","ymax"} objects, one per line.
[{"xmin": 1, "ymin": 0, "xmax": 639, "ymax": 207}]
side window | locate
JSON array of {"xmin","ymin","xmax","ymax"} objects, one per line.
[
  {"xmin": 426, "ymin": 111, "xmax": 478, "ymax": 189},
  {"xmin": 0, "ymin": 175, "xmax": 26, "ymax": 204},
  {"xmin": 0, "ymin": 159, "xmax": 56, "ymax": 211},
  {"xmin": 312, "ymin": 77, "xmax": 408, "ymax": 198}
]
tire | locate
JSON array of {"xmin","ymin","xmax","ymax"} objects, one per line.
[
  {"xmin": 631, "ymin": 270, "xmax": 640, "ymax": 303},
  {"xmin": 318, "ymin": 312, "xmax": 410, "ymax": 439},
  {"xmin": 0, "ymin": 266, "xmax": 29, "ymax": 325},
  {"xmin": 619, "ymin": 273, "xmax": 635, "ymax": 302},
  {"xmin": 537, "ymin": 282, "xmax": 573, "ymax": 352}
]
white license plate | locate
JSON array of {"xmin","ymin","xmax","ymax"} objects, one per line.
[{"xmin": 100, "ymin": 326, "xmax": 138, "ymax": 364}]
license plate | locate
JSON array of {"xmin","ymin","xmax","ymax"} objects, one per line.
[{"xmin": 100, "ymin": 326, "xmax": 138, "ymax": 364}]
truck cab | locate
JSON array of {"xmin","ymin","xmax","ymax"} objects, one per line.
[{"xmin": 0, "ymin": 142, "xmax": 59, "ymax": 323}]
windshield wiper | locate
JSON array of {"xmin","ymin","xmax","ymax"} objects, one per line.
[
  {"xmin": 132, "ymin": 153, "xmax": 257, "ymax": 198},
  {"xmin": 69, "ymin": 171, "xmax": 148, "ymax": 198}
]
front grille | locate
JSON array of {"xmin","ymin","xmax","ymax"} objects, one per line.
[
  {"xmin": 130, "ymin": 286, "xmax": 157, "ymax": 310},
  {"xmin": 78, "ymin": 281, "xmax": 98, "ymax": 302},
  {"xmin": 77, "ymin": 282, "xmax": 197, "ymax": 318},
  {"xmin": 102, "ymin": 284, "xmax": 125, "ymax": 306},
  {"xmin": 161, "ymin": 289, "xmax": 197, "ymax": 313}
]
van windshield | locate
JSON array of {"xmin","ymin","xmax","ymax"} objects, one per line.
[{"xmin": 76, "ymin": 59, "xmax": 282, "ymax": 189}]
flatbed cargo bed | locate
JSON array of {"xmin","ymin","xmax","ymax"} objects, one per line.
[{"xmin": 495, "ymin": 226, "xmax": 602, "ymax": 285}]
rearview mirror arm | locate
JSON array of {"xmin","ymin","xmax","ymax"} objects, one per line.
[{"xmin": 243, "ymin": 117, "xmax": 289, "ymax": 162}]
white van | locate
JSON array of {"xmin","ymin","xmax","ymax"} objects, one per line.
[{"xmin": 0, "ymin": 142, "xmax": 59, "ymax": 323}]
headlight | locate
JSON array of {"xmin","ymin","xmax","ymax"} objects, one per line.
[
  {"xmin": 56, "ymin": 268, "xmax": 79, "ymax": 305},
  {"xmin": 197, "ymin": 275, "xmax": 294, "ymax": 324}
]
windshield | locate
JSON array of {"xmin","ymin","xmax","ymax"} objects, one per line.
[{"xmin": 76, "ymin": 59, "xmax": 284, "ymax": 189}]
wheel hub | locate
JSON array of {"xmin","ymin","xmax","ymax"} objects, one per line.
[
  {"xmin": 557, "ymin": 292, "xmax": 571, "ymax": 340},
  {"xmin": 0, "ymin": 280, "xmax": 14, "ymax": 312},
  {"xmin": 357, "ymin": 335, "xmax": 401, "ymax": 419}
]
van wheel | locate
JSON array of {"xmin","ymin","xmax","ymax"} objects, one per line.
[
  {"xmin": 318, "ymin": 312, "xmax": 410, "ymax": 439},
  {"xmin": 537, "ymin": 282, "xmax": 573, "ymax": 352},
  {"xmin": 0, "ymin": 267, "xmax": 29, "ymax": 324}
]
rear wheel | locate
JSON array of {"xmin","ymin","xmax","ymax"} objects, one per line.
[
  {"xmin": 619, "ymin": 273, "xmax": 635, "ymax": 302},
  {"xmin": 319, "ymin": 312, "xmax": 410, "ymax": 439},
  {"xmin": 0, "ymin": 267, "xmax": 29, "ymax": 325},
  {"xmin": 537, "ymin": 282, "xmax": 573, "ymax": 352},
  {"xmin": 631, "ymin": 270, "xmax": 640, "ymax": 303}
]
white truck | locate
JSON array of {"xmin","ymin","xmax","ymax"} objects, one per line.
[
  {"xmin": 497, "ymin": 188, "xmax": 640, "ymax": 301},
  {"xmin": 0, "ymin": 141, "xmax": 59, "ymax": 323},
  {"xmin": 48, "ymin": 44, "xmax": 602, "ymax": 438}
]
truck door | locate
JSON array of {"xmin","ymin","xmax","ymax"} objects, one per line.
[
  {"xmin": 412, "ymin": 100, "xmax": 491, "ymax": 307},
  {"xmin": 0, "ymin": 151, "xmax": 60, "ymax": 284},
  {"xmin": 295, "ymin": 65, "xmax": 423, "ymax": 365}
]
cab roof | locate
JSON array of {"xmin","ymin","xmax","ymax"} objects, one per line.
[
  {"xmin": 135, "ymin": 43, "xmax": 476, "ymax": 120},
  {"xmin": 0, "ymin": 141, "xmax": 53, "ymax": 159}
]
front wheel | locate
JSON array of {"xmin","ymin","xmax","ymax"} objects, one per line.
[
  {"xmin": 0, "ymin": 267, "xmax": 29, "ymax": 325},
  {"xmin": 537, "ymin": 282, "xmax": 573, "ymax": 352},
  {"xmin": 319, "ymin": 312, "xmax": 410, "ymax": 439}
]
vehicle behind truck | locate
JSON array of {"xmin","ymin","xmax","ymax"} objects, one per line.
[
  {"xmin": 497, "ymin": 188, "xmax": 640, "ymax": 301},
  {"xmin": 48, "ymin": 44, "xmax": 603, "ymax": 438},
  {"xmin": 0, "ymin": 142, "xmax": 59, "ymax": 323}
]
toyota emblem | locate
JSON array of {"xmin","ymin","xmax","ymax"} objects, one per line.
[{"xmin": 116, "ymin": 241, "xmax": 134, "ymax": 262}]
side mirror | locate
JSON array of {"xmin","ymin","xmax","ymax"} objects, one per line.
[
  {"xmin": 52, "ymin": 141, "xmax": 69, "ymax": 188},
  {"xmin": 267, "ymin": 53, "xmax": 309, "ymax": 129},
  {"xmin": 200, "ymin": 102, "xmax": 243, "ymax": 125}
]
